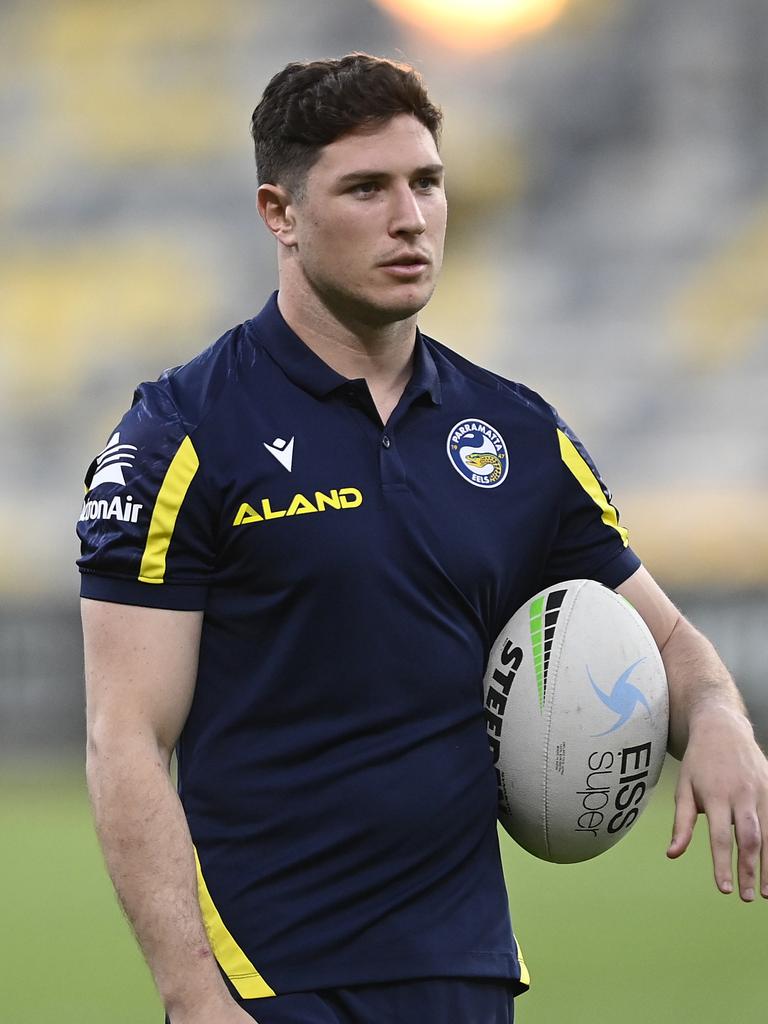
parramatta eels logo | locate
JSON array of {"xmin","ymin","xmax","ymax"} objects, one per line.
[
  {"xmin": 447, "ymin": 419, "xmax": 509, "ymax": 489},
  {"xmin": 588, "ymin": 659, "xmax": 653, "ymax": 736}
]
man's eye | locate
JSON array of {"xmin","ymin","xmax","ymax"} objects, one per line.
[
  {"xmin": 416, "ymin": 177, "xmax": 437, "ymax": 190},
  {"xmin": 354, "ymin": 182, "xmax": 379, "ymax": 195}
]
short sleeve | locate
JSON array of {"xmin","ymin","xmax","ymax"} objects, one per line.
[
  {"xmin": 541, "ymin": 414, "xmax": 641, "ymax": 590},
  {"xmin": 76, "ymin": 379, "xmax": 216, "ymax": 610}
]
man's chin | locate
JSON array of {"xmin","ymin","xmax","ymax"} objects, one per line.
[
  {"xmin": 308, "ymin": 276, "xmax": 436, "ymax": 329},
  {"xmin": 363, "ymin": 283, "xmax": 435, "ymax": 324}
]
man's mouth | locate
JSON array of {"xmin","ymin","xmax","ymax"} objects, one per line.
[
  {"xmin": 380, "ymin": 253, "xmax": 430, "ymax": 267},
  {"xmin": 379, "ymin": 254, "xmax": 430, "ymax": 276}
]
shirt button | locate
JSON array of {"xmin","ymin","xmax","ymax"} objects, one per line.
[{"xmin": 382, "ymin": 435, "xmax": 391, "ymax": 449}]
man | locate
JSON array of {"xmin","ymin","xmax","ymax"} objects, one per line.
[{"xmin": 78, "ymin": 54, "xmax": 768, "ymax": 1024}]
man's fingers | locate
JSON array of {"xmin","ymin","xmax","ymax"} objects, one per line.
[
  {"xmin": 760, "ymin": 801, "xmax": 768, "ymax": 899},
  {"xmin": 667, "ymin": 778, "xmax": 697, "ymax": 859},
  {"xmin": 734, "ymin": 806, "xmax": 761, "ymax": 902},
  {"xmin": 706, "ymin": 806, "xmax": 736, "ymax": 895}
]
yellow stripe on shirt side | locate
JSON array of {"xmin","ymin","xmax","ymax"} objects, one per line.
[
  {"xmin": 138, "ymin": 436, "xmax": 199, "ymax": 583},
  {"xmin": 516, "ymin": 934, "xmax": 531, "ymax": 988},
  {"xmin": 557, "ymin": 429, "xmax": 629, "ymax": 547},
  {"xmin": 194, "ymin": 847, "xmax": 276, "ymax": 999}
]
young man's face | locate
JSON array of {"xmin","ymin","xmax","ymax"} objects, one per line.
[{"xmin": 288, "ymin": 113, "xmax": 447, "ymax": 327}]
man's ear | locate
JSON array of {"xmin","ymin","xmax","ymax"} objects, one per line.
[{"xmin": 257, "ymin": 183, "xmax": 298, "ymax": 247}]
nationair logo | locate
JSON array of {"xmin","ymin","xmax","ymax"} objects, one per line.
[
  {"xmin": 88, "ymin": 432, "xmax": 137, "ymax": 491},
  {"xmin": 79, "ymin": 494, "xmax": 143, "ymax": 523},
  {"xmin": 80, "ymin": 431, "xmax": 143, "ymax": 523},
  {"xmin": 447, "ymin": 419, "xmax": 509, "ymax": 488}
]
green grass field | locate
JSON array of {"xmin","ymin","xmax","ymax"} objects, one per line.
[{"xmin": 1, "ymin": 761, "xmax": 764, "ymax": 1023}]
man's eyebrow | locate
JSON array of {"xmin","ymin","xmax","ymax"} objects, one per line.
[{"xmin": 336, "ymin": 163, "xmax": 445, "ymax": 185}]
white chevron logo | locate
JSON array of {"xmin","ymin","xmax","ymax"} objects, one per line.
[
  {"xmin": 90, "ymin": 432, "xmax": 138, "ymax": 491},
  {"xmin": 263, "ymin": 436, "xmax": 294, "ymax": 472}
]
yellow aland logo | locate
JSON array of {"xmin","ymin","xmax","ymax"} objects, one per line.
[{"xmin": 233, "ymin": 487, "xmax": 363, "ymax": 526}]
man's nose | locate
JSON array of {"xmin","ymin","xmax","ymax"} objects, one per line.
[{"xmin": 388, "ymin": 184, "xmax": 427, "ymax": 236}]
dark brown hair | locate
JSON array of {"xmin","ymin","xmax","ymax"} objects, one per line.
[{"xmin": 250, "ymin": 53, "xmax": 442, "ymax": 195}]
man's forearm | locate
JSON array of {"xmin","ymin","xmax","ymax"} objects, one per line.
[
  {"xmin": 616, "ymin": 567, "xmax": 767, "ymax": 899},
  {"xmin": 86, "ymin": 739, "xmax": 231, "ymax": 1019},
  {"xmin": 659, "ymin": 613, "xmax": 767, "ymax": 899},
  {"xmin": 660, "ymin": 615, "xmax": 752, "ymax": 759}
]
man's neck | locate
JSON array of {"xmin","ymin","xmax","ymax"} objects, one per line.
[{"xmin": 276, "ymin": 286, "xmax": 418, "ymax": 424}]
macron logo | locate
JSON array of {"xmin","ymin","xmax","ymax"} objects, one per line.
[
  {"xmin": 588, "ymin": 659, "xmax": 652, "ymax": 736},
  {"xmin": 90, "ymin": 432, "xmax": 137, "ymax": 491},
  {"xmin": 264, "ymin": 436, "xmax": 294, "ymax": 473}
]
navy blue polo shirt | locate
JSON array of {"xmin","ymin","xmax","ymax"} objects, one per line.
[{"xmin": 77, "ymin": 292, "xmax": 640, "ymax": 1001}]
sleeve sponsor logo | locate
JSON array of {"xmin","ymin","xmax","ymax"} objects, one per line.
[
  {"xmin": 79, "ymin": 494, "xmax": 143, "ymax": 523},
  {"xmin": 81, "ymin": 432, "xmax": 143, "ymax": 522},
  {"xmin": 79, "ymin": 493, "xmax": 143, "ymax": 524},
  {"xmin": 86, "ymin": 432, "xmax": 137, "ymax": 492}
]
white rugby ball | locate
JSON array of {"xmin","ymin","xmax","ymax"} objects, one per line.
[{"xmin": 484, "ymin": 579, "xmax": 668, "ymax": 863}]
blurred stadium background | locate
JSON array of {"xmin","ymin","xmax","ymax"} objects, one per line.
[{"xmin": 1, "ymin": 0, "xmax": 766, "ymax": 1020}]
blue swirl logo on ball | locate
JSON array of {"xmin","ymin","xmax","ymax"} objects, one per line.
[
  {"xmin": 588, "ymin": 658, "xmax": 653, "ymax": 735},
  {"xmin": 447, "ymin": 419, "xmax": 509, "ymax": 489}
]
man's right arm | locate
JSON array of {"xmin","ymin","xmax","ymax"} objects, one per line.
[{"xmin": 82, "ymin": 598, "xmax": 255, "ymax": 1024}]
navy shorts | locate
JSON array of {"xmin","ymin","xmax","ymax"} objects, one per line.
[{"xmin": 165, "ymin": 977, "xmax": 515, "ymax": 1023}]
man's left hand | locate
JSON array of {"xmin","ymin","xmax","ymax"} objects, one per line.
[{"xmin": 666, "ymin": 703, "xmax": 768, "ymax": 902}]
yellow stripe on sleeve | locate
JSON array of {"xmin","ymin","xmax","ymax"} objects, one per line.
[
  {"xmin": 194, "ymin": 847, "xmax": 276, "ymax": 999},
  {"xmin": 138, "ymin": 436, "xmax": 200, "ymax": 584},
  {"xmin": 516, "ymin": 934, "xmax": 531, "ymax": 988},
  {"xmin": 557, "ymin": 429, "xmax": 629, "ymax": 547}
]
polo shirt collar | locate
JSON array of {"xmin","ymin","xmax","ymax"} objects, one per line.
[
  {"xmin": 249, "ymin": 292, "xmax": 442, "ymax": 406},
  {"xmin": 408, "ymin": 325, "xmax": 443, "ymax": 406}
]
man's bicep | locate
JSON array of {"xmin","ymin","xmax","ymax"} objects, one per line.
[
  {"xmin": 82, "ymin": 598, "xmax": 203, "ymax": 759},
  {"xmin": 615, "ymin": 565, "xmax": 680, "ymax": 652}
]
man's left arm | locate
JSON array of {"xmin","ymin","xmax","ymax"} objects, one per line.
[{"xmin": 616, "ymin": 566, "xmax": 768, "ymax": 902}]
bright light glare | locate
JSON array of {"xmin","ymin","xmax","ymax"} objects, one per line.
[{"xmin": 374, "ymin": 0, "xmax": 571, "ymax": 50}]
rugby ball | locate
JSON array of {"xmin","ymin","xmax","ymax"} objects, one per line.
[{"xmin": 483, "ymin": 579, "xmax": 668, "ymax": 863}]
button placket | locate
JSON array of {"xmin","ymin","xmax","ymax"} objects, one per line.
[{"xmin": 378, "ymin": 430, "xmax": 408, "ymax": 490}]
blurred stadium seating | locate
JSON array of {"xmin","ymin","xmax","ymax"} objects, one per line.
[{"xmin": 2, "ymin": 0, "xmax": 766, "ymax": 735}]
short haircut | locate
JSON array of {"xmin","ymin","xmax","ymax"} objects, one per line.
[{"xmin": 251, "ymin": 53, "xmax": 443, "ymax": 195}]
